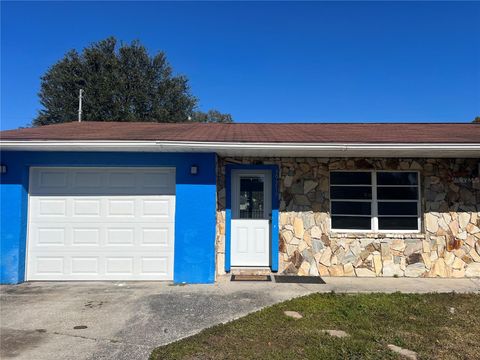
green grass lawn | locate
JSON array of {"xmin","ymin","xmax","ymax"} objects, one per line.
[{"xmin": 150, "ymin": 293, "xmax": 480, "ymax": 360}]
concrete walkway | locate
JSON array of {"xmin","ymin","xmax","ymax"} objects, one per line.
[{"xmin": 1, "ymin": 277, "xmax": 478, "ymax": 360}]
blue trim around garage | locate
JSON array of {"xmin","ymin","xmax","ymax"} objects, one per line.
[
  {"xmin": 224, "ymin": 164, "xmax": 279, "ymax": 273},
  {"xmin": 0, "ymin": 151, "xmax": 217, "ymax": 284}
]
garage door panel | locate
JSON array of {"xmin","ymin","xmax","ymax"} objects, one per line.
[
  {"xmin": 28, "ymin": 255, "xmax": 173, "ymax": 280},
  {"xmin": 30, "ymin": 168, "xmax": 175, "ymax": 196},
  {"xmin": 141, "ymin": 171, "xmax": 175, "ymax": 192},
  {"xmin": 27, "ymin": 167, "xmax": 175, "ymax": 281},
  {"xmin": 141, "ymin": 257, "xmax": 169, "ymax": 275},
  {"xmin": 38, "ymin": 170, "xmax": 69, "ymax": 189},
  {"xmin": 108, "ymin": 172, "xmax": 136, "ymax": 188},
  {"xmin": 73, "ymin": 199, "xmax": 102, "ymax": 216},
  {"xmin": 31, "ymin": 223, "xmax": 174, "ymax": 248},
  {"xmin": 36, "ymin": 227, "xmax": 66, "ymax": 245},
  {"xmin": 72, "ymin": 171, "xmax": 103, "ymax": 188},
  {"xmin": 37, "ymin": 199, "xmax": 68, "ymax": 217},
  {"xmin": 31, "ymin": 196, "xmax": 174, "ymax": 222},
  {"xmin": 31, "ymin": 198, "xmax": 69, "ymax": 219},
  {"xmin": 30, "ymin": 169, "xmax": 69, "ymax": 195},
  {"xmin": 141, "ymin": 198, "xmax": 175, "ymax": 219},
  {"xmin": 107, "ymin": 199, "xmax": 135, "ymax": 217},
  {"xmin": 105, "ymin": 227, "xmax": 135, "ymax": 245},
  {"xmin": 72, "ymin": 227, "xmax": 100, "ymax": 245},
  {"xmin": 105, "ymin": 257, "xmax": 134, "ymax": 274},
  {"xmin": 141, "ymin": 224, "xmax": 173, "ymax": 247},
  {"xmin": 71, "ymin": 257, "xmax": 99, "ymax": 275},
  {"xmin": 34, "ymin": 257, "xmax": 65, "ymax": 275}
]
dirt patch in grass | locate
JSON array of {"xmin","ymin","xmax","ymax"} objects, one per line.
[{"xmin": 150, "ymin": 293, "xmax": 480, "ymax": 360}]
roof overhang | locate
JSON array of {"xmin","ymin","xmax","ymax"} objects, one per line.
[{"xmin": 1, "ymin": 140, "xmax": 480, "ymax": 157}]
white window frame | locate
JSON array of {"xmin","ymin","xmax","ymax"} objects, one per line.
[{"xmin": 329, "ymin": 170, "xmax": 421, "ymax": 233}]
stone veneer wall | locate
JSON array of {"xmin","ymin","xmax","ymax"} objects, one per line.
[{"xmin": 215, "ymin": 157, "xmax": 480, "ymax": 278}]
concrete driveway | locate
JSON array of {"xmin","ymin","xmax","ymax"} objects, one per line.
[{"xmin": 1, "ymin": 277, "xmax": 479, "ymax": 360}]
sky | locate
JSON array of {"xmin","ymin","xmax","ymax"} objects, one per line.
[{"xmin": 1, "ymin": 1, "xmax": 479, "ymax": 130}]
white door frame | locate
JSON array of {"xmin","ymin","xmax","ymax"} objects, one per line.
[{"xmin": 230, "ymin": 169, "xmax": 272, "ymax": 267}]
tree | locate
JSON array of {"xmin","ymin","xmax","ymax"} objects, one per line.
[
  {"xmin": 472, "ymin": 117, "xmax": 480, "ymax": 123},
  {"xmin": 190, "ymin": 110, "xmax": 233, "ymax": 123},
  {"xmin": 34, "ymin": 37, "xmax": 232, "ymax": 125}
]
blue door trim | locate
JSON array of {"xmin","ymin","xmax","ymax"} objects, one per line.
[{"xmin": 224, "ymin": 164, "xmax": 279, "ymax": 273}]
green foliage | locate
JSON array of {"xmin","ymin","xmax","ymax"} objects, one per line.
[
  {"xmin": 473, "ymin": 116, "xmax": 480, "ymax": 123},
  {"xmin": 34, "ymin": 37, "xmax": 232, "ymax": 125},
  {"xmin": 190, "ymin": 109, "xmax": 233, "ymax": 123}
]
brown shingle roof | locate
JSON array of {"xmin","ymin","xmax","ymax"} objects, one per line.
[{"xmin": 1, "ymin": 121, "xmax": 479, "ymax": 143}]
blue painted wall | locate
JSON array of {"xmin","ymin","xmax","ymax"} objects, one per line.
[{"xmin": 0, "ymin": 151, "xmax": 217, "ymax": 284}]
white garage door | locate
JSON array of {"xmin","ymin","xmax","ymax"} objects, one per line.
[{"xmin": 27, "ymin": 167, "xmax": 175, "ymax": 281}]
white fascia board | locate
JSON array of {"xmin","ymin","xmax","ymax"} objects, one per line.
[
  {"xmin": 1, "ymin": 140, "xmax": 480, "ymax": 158},
  {"xmin": 156, "ymin": 141, "xmax": 480, "ymax": 151},
  {"xmin": 0, "ymin": 140, "xmax": 160, "ymax": 150}
]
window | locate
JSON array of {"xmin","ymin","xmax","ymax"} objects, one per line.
[
  {"xmin": 330, "ymin": 171, "xmax": 420, "ymax": 232},
  {"xmin": 239, "ymin": 176, "xmax": 265, "ymax": 219},
  {"xmin": 330, "ymin": 172, "xmax": 372, "ymax": 230},
  {"xmin": 376, "ymin": 172, "xmax": 419, "ymax": 231}
]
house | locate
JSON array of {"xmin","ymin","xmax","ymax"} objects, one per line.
[{"xmin": 1, "ymin": 122, "xmax": 479, "ymax": 284}]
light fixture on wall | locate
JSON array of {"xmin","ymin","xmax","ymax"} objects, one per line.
[
  {"xmin": 0, "ymin": 165, "xmax": 6, "ymax": 174},
  {"xmin": 190, "ymin": 165, "xmax": 198, "ymax": 175}
]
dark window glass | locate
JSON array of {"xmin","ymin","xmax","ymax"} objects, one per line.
[
  {"xmin": 331, "ymin": 201, "xmax": 371, "ymax": 215},
  {"xmin": 331, "ymin": 216, "xmax": 371, "ymax": 230},
  {"xmin": 377, "ymin": 187, "xmax": 418, "ymax": 200},
  {"xmin": 377, "ymin": 172, "xmax": 418, "ymax": 185},
  {"xmin": 330, "ymin": 172, "xmax": 372, "ymax": 185},
  {"xmin": 331, "ymin": 186, "xmax": 372, "ymax": 200},
  {"xmin": 239, "ymin": 177, "xmax": 264, "ymax": 219},
  {"xmin": 378, "ymin": 217, "xmax": 418, "ymax": 230},
  {"xmin": 378, "ymin": 202, "xmax": 418, "ymax": 216}
]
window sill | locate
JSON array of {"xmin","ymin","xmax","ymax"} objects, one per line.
[{"xmin": 329, "ymin": 231, "xmax": 425, "ymax": 240}]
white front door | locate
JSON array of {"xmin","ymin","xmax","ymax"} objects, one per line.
[
  {"xmin": 231, "ymin": 170, "xmax": 271, "ymax": 267},
  {"xmin": 27, "ymin": 167, "xmax": 175, "ymax": 281}
]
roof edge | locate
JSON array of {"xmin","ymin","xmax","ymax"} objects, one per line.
[
  {"xmin": 2, "ymin": 139, "xmax": 480, "ymax": 146},
  {"xmin": 1, "ymin": 140, "xmax": 480, "ymax": 158}
]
